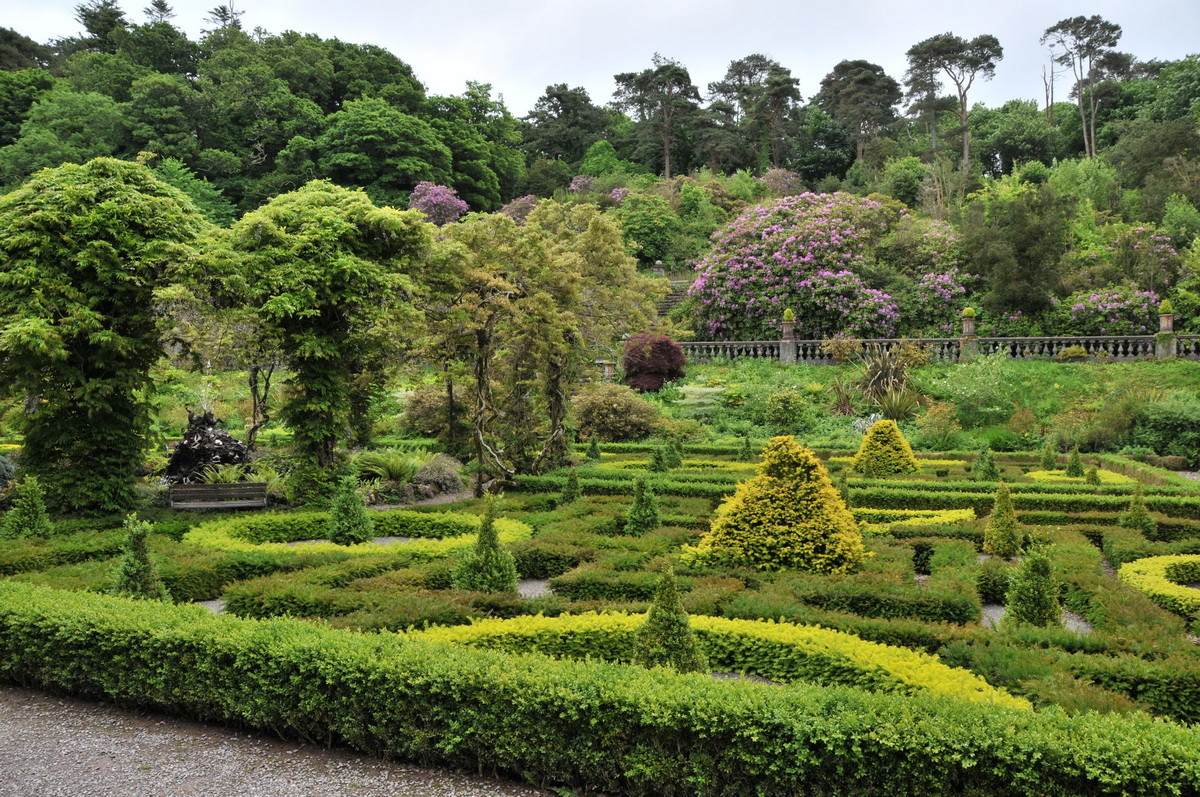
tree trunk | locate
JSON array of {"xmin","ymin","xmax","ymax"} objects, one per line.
[
  {"xmin": 959, "ymin": 97, "xmax": 970, "ymax": 174},
  {"xmin": 244, "ymin": 362, "xmax": 275, "ymax": 451},
  {"xmin": 532, "ymin": 358, "xmax": 570, "ymax": 473},
  {"xmin": 444, "ymin": 373, "xmax": 459, "ymax": 454},
  {"xmin": 662, "ymin": 130, "xmax": 672, "ymax": 179}
]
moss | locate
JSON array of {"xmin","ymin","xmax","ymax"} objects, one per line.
[{"xmin": 852, "ymin": 420, "xmax": 919, "ymax": 476}]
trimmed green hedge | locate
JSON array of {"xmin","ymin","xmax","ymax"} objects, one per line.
[{"xmin": 2, "ymin": 582, "xmax": 1199, "ymax": 795}]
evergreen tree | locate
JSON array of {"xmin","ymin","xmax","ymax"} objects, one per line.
[
  {"xmin": 737, "ymin": 435, "xmax": 755, "ymax": 462},
  {"xmin": 648, "ymin": 446, "xmax": 670, "ymax": 473},
  {"xmin": 665, "ymin": 437, "xmax": 684, "ymax": 469},
  {"xmin": 327, "ymin": 475, "xmax": 375, "ymax": 545},
  {"xmin": 560, "ymin": 468, "xmax": 581, "ymax": 504},
  {"xmin": 451, "ymin": 499, "xmax": 518, "ymax": 592},
  {"xmin": 1118, "ymin": 485, "xmax": 1158, "ymax": 536},
  {"xmin": 633, "ymin": 569, "xmax": 708, "ymax": 673},
  {"xmin": 836, "ymin": 469, "xmax": 852, "ymax": 509},
  {"xmin": 108, "ymin": 514, "xmax": 170, "ymax": 601},
  {"xmin": 1040, "ymin": 440, "xmax": 1058, "ymax": 471},
  {"xmin": 624, "ymin": 476, "xmax": 661, "ymax": 534},
  {"xmin": 1065, "ymin": 447, "xmax": 1085, "ymax": 478},
  {"xmin": 852, "ymin": 419, "xmax": 919, "ymax": 476},
  {"xmin": 0, "ymin": 475, "xmax": 53, "ymax": 540},
  {"xmin": 586, "ymin": 434, "xmax": 602, "ymax": 462},
  {"xmin": 1005, "ymin": 548, "xmax": 1060, "ymax": 627},
  {"xmin": 974, "ymin": 445, "xmax": 1000, "ymax": 481},
  {"xmin": 1085, "ymin": 465, "xmax": 1101, "ymax": 486},
  {"xmin": 983, "ymin": 482, "xmax": 1022, "ymax": 558}
]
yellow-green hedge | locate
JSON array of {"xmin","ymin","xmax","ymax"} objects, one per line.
[
  {"xmin": 854, "ymin": 508, "xmax": 976, "ymax": 534},
  {"xmin": 1026, "ymin": 469, "xmax": 1137, "ymax": 485},
  {"xmin": 851, "ymin": 420, "xmax": 920, "ymax": 476},
  {"xmin": 414, "ymin": 612, "xmax": 1028, "ymax": 709},
  {"xmin": 1118, "ymin": 555, "xmax": 1200, "ymax": 616},
  {"xmin": 183, "ymin": 510, "xmax": 532, "ymax": 558}
]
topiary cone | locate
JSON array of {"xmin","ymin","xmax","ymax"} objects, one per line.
[
  {"xmin": 633, "ymin": 568, "xmax": 708, "ymax": 673},
  {"xmin": 852, "ymin": 419, "xmax": 919, "ymax": 476},
  {"xmin": 983, "ymin": 481, "xmax": 1021, "ymax": 559}
]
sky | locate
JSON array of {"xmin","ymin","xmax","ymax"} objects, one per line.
[{"xmin": 5, "ymin": 0, "xmax": 1200, "ymax": 116}]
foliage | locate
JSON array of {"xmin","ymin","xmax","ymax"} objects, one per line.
[
  {"xmin": 407, "ymin": 181, "xmax": 468, "ymax": 225},
  {"xmin": 622, "ymin": 333, "xmax": 686, "ymax": 392},
  {"xmin": 0, "ymin": 158, "xmax": 211, "ymax": 514},
  {"xmin": 354, "ymin": 449, "xmax": 427, "ymax": 485},
  {"xmin": 915, "ymin": 403, "xmax": 962, "ymax": 450},
  {"xmin": 1041, "ymin": 441, "xmax": 1059, "ymax": 471},
  {"xmin": 499, "ymin": 194, "xmax": 539, "ymax": 225},
  {"xmin": 0, "ymin": 477, "xmax": 52, "ymax": 541},
  {"xmin": 820, "ymin": 335, "xmax": 864, "ymax": 364},
  {"xmin": 572, "ymin": 383, "xmax": 660, "ymax": 442},
  {"xmin": 1053, "ymin": 286, "xmax": 1160, "ymax": 336},
  {"xmin": 1005, "ymin": 548, "xmax": 1060, "ymax": 627},
  {"xmin": 613, "ymin": 193, "xmax": 679, "ymax": 265},
  {"xmin": 698, "ymin": 436, "xmax": 867, "ymax": 572},
  {"xmin": 852, "ymin": 420, "xmax": 919, "ymax": 476},
  {"xmin": 108, "ymin": 514, "xmax": 170, "ymax": 601},
  {"xmin": 560, "ymin": 469, "xmax": 581, "ymax": 504},
  {"xmin": 648, "ymin": 447, "xmax": 670, "ymax": 473},
  {"xmin": 1118, "ymin": 486, "xmax": 1158, "ymax": 536},
  {"xmin": 1118, "ymin": 554, "xmax": 1200, "ymax": 617},
  {"xmin": 327, "ymin": 476, "xmax": 376, "ymax": 546},
  {"xmin": 974, "ymin": 446, "xmax": 1000, "ymax": 481},
  {"xmin": 451, "ymin": 499, "xmax": 518, "ymax": 593},
  {"xmin": 623, "ymin": 477, "xmax": 662, "ymax": 534},
  {"xmin": 1066, "ymin": 447, "xmax": 1085, "ymax": 478},
  {"xmin": 413, "ymin": 454, "xmax": 464, "ymax": 494},
  {"xmin": 633, "ymin": 569, "xmax": 708, "ymax": 673},
  {"xmin": 586, "ymin": 435, "xmax": 602, "ymax": 462},
  {"xmin": 982, "ymin": 482, "xmax": 1021, "ymax": 559},
  {"xmin": 737, "ymin": 436, "xmax": 755, "ymax": 462},
  {"xmin": 0, "ymin": 455, "xmax": 14, "ymax": 487}
]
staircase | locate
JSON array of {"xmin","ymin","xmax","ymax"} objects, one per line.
[{"xmin": 656, "ymin": 280, "xmax": 691, "ymax": 317}]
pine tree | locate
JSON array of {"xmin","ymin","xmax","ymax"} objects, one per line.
[
  {"xmin": 1065, "ymin": 447, "xmax": 1084, "ymax": 478},
  {"xmin": 737, "ymin": 435, "xmax": 754, "ymax": 462},
  {"xmin": 665, "ymin": 437, "xmax": 684, "ymax": 469},
  {"xmin": 451, "ymin": 499, "xmax": 518, "ymax": 592},
  {"xmin": 648, "ymin": 446, "xmax": 670, "ymax": 472},
  {"xmin": 1005, "ymin": 548, "xmax": 1060, "ymax": 627},
  {"xmin": 633, "ymin": 569, "xmax": 708, "ymax": 673},
  {"xmin": 109, "ymin": 514, "xmax": 170, "ymax": 601},
  {"xmin": 1118, "ymin": 485, "xmax": 1158, "ymax": 537},
  {"xmin": 1040, "ymin": 440, "xmax": 1058, "ymax": 471},
  {"xmin": 624, "ymin": 476, "xmax": 661, "ymax": 534},
  {"xmin": 974, "ymin": 446, "xmax": 1000, "ymax": 481},
  {"xmin": 586, "ymin": 435, "xmax": 602, "ymax": 462},
  {"xmin": 327, "ymin": 475, "xmax": 375, "ymax": 545},
  {"xmin": 983, "ymin": 482, "xmax": 1022, "ymax": 558},
  {"xmin": 560, "ymin": 468, "xmax": 581, "ymax": 504},
  {"xmin": 0, "ymin": 475, "xmax": 53, "ymax": 540},
  {"xmin": 1085, "ymin": 465, "xmax": 1101, "ymax": 486}
]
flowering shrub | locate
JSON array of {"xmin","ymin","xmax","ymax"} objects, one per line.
[
  {"xmin": 875, "ymin": 215, "xmax": 963, "ymax": 277},
  {"xmin": 902, "ymin": 269, "xmax": 980, "ymax": 334},
  {"xmin": 1053, "ymin": 285, "xmax": 1159, "ymax": 335},
  {"xmin": 408, "ymin": 182, "xmax": 468, "ymax": 226},
  {"xmin": 610, "ymin": 187, "xmax": 631, "ymax": 205},
  {"xmin": 758, "ymin": 168, "xmax": 806, "ymax": 197},
  {"xmin": 499, "ymin": 195, "xmax": 539, "ymax": 225},
  {"xmin": 568, "ymin": 175, "xmax": 595, "ymax": 194},
  {"xmin": 689, "ymin": 192, "xmax": 901, "ymax": 339}
]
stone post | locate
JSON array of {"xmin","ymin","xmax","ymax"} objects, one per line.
[
  {"xmin": 780, "ymin": 310, "xmax": 797, "ymax": 365},
  {"xmin": 602, "ymin": 361, "xmax": 617, "ymax": 381},
  {"xmin": 959, "ymin": 307, "xmax": 978, "ymax": 363},
  {"xmin": 1156, "ymin": 302, "xmax": 1177, "ymax": 359}
]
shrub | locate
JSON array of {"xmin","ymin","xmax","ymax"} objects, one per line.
[
  {"xmin": 560, "ymin": 469, "xmax": 581, "ymax": 504},
  {"xmin": 983, "ymin": 483, "xmax": 1022, "ymax": 559},
  {"xmin": 614, "ymin": 193, "xmax": 679, "ymax": 265},
  {"xmin": 1055, "ymin": 345, "xmax": 1089, "ymax": 363},
  {"xmin": 499, "ymin": 194, "xmax": 539, "ymax": 225},
  {"xmin": 572, "ymin": 383, "xmax": 660, "ymax": 442},
  {"xmin": 401, "ymin": 383, "xmax": 472, "ymax": 449},
  {"xmin": 1041, "ymin": 441, "xmax": 1058, "ymax": 471},
  {"xmin": 697, "ymin": 437, "xmax": 867, "ymax": 573},
  {"xmin": 624, "ymin": 477, "xmax": 661, "ymax": 535},
  {"xmin": 0, "ymin": 476, "xmax": 52, "ymax": 540},
  {"xmin": 765, "ymin": 389, "xmax": 810, "ymax": 432},
  {"xmin": 665, "ymin": 438, "xmax": 684, "ymax": 469},
  {"xmin": 0, "ymin": 454, "xmax": 15, "ymax": 487},
  {"xmin": 108, "ymin": 514, "xmax": 170, "ymax": 602},
  {"xmin": 1066, "ymin": 447, "xmax": 1084, "ymax": 478},
  {"xmin": 407, "ymin": 182, "xmax": 468, "ymax": 226},
  {"xmin": 622, "ymin": 333, "xmax": 686, "ymax": 393},
  {"xmin": 450, "ymin": 500, "xmax": 518, "ymax": 593},
  {"xmin": 1085, "ymin": 466, "xmax": 1101, "ymax": 487},
  {"xmin": 915, "ymin": 403, "xmax": 962, "ymax": 450},
  {"xmin": 852, "ymin": 420, "xmax": 919, "ymax": 477},
  {"xmin": 820, "ymin": 335, "xmax": 864, "ymax": 364},
  {"xmin": 1004, "ymin": 548, "xmax": 1060, "ymax": 627},
  {"xmin": 1118, "ymin": 486, "xmax": 1158, "ymax": 536},
  {"xmin": 413, "ymin": 454, "xmax": 464, "ymax": 494},
  {"xmin": 648, "ymin": 447, "xmax": 670, "ymax": 473},
  {"xmin": 327, "ymin": 476, "xmax": 375, "ymax": 546},
  {"xmin": 1053, "ymin": 285, "xmax": 1160, "ymax": 336},
  {"xmin": 633, "ymin": 569, "xmax": 708, "ymax": 673},
  {"xmin": 974, "ymin": 446, "xmax": 1000, "ymax": 482},
  {"xmin": 586, "ymin": 435, "xmax": 602, "ymax": 462}
]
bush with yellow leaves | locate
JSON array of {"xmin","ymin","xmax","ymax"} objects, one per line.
[
  {"xmin": 694, "ymin": 436, "xmax": 867, "ymax": 573},
  {"xmin": 852, "ymin": 419, "xmax": 919, "ymax": 476}
]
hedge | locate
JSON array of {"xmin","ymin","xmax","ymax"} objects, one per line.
[
  {"xmin": 413, "ymin": 613, "xmax": 1027, "ymax": 708},
  {"xmin": 849, "ymin": 486, "xmax": 1200, "ymax": 518},
  {"xmin": 2, "ymin": 582, "xmax": 1199, "ymax": 795},
  {"xmin": 1118, "ymin": 555, "xmax": 1200, "ymax": 617}
]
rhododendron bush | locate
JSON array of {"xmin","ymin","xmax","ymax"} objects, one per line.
[
  {"xmin": 1052, "ymin": 285, "xmax": 1160, "ymax": 336},
  {"xmin": 688, "ymin": 192, "xmax": 905, "ymax": 339}
]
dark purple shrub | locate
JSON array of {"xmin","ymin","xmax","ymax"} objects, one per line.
[
  {"xmin": 408, "ymin": 182, "xmax": 469, "ymax": 226},
  {"xmin": 622, "ymin": 333, "xmax": 687, "ymax": 393}
]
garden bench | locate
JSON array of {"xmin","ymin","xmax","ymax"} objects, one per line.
[{"xmin": 169, "ymin": 482, "xmax": 268, "ymax": 511}]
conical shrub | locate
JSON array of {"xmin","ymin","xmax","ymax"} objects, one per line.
[
  {"xmin": 852, "ymin": 419, "xmax": 919, "ymax": 476},
  {"xmin": 648, "ymin": 446, "xmax": 670, "ymax": 473},
  {"xmin": 1085, "ymin": 465, "xmax": 1101, "ymax": 486},
  {"xmin": 974, "ymin": 446, "xmax": 1000, "ymax": 481},
  {"xmin": 665, "ymin": 438, "xmax": 684, "ymax": 469},
  {"xmin": 1040, "ymin": 441, "xmax": 1058, "ymax": 471},
  {"xmin": 0, "ymin": 475, "xmax": 53, "ymax": 540},
  {"xmin": 1118, "ymin": 485, "xmax": 1157, "ymax": 536},
  {"xmin": 624, "ymin": 476, "xmax": 661, "ymax": 534},
  {"xmin": 560, "ymin": 468, "xmax": 581, "ymax": 504},
  {"xmin": 586, "ymin": 435, "xmax": 602, "ymax": 462},
  {"xmin": 1005, "ymin": 548, "xmax": 1060, "ymax": 627},
  {"xmin": 836, "ymin": 469, "xmax": 852, "ymax": 509},
  {"xmin": 700, "ymin": 436, "xmax": 867, "ymax": 573},
  {"xmin": 451, "ymin": 499, "xmax": 518, "ymax": 592},
  {"xmin": 633, "ymin": 569, "xmax": 708, "ymax": 673},
  {"xmin": 1065, "ymin": 447, "xmax": 1084, "ymax": 478},
  {"xmin": 109, "ymin": 514, "xmax": 170, "ymax": 601},
  {"xmin": 327, "ymin": 475, "xmax": 375, "ymax": 545},
  {"xmin": 737, "ymin": 435, "xmax": 755, "ymax": 462},
  {"xmin": 982, "ymin": 481, "xmax": 1021, "ymax": 559}
]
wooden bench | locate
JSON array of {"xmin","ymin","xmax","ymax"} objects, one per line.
[{"xmin": 169, "ymin": 482, "xmax": 268, "ymax": 510}]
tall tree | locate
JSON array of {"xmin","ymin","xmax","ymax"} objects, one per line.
[
  {"xmin": 817, "ymin": 60, "xmax": 901, "ymax": 162},
  {"xmin": 522, "ymin": 84, "xmax": 610, "ymax": 165},
  {"xmin": 1041, "ymin": 15, "xmax": 1123, "ymax": 158},
  {"xmin": 709, "ymin": 54, "xmax": 801, "ymax": 169},
  {"xmin": 613, "ymin": 54, "xmax": 700, "ymax": 179},
  {"xmin": 0, "ymin": 158, "xmax": 212, "ymax": 513},
  {"xmin": 0, "ymin": 28, "xmax": 53, "ymax": 70},
  {"xmin": 905, "ymin": 33, "xmax": 1003, "ymax": 172}
]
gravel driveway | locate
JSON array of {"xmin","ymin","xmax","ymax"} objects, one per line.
[{"xmin": 0, "ymin": 685, "xmax": 550, "ymax": 797}]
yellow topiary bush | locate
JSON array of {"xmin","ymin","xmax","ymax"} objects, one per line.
[
  {"xmin": 852, "ymin": 419, "xmax": 919, "ymax": 476},
  {"xmin": 693, "ymin": 436, "xmax": 868, "ymax": 573}
]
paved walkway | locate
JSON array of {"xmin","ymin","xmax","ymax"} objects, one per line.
[{"xmin": 0, "ymin": 685, "xmax": 549, "ymax": 797}]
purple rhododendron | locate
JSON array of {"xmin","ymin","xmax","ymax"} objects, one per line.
[
  {"xmin": 408, "ymin": 182, "xmax": 468, "ymax": 226},
  {"xmin": 500, "ymin": 194, "xmax": 539, "ymax": 225},
  {"xmin": 569, "ymin": 175, "xmax": 594, "ymax": 194}
]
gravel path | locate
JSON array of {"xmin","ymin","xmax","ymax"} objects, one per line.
[
  {"xmin": 517, "ymin": 578, "xmax": 551, "ymax": 598},
  {"xmin": 0, "ymin": 685, "xmax": 549, "ymax": 797}
]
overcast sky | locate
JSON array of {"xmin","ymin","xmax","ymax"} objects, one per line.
[{"xmin": 5, "ymin": 0, "xmax": 1199, "ymax": 116}]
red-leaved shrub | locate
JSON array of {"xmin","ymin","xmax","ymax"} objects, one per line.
[{"xmin": 623, "ymin": 333, "xmax": 686, "ymax": 392}]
